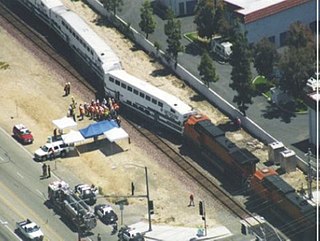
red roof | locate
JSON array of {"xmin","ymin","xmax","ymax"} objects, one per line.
[{"xmin": 229, "ymin": 0, "xmax": 312, "ymax": 24}]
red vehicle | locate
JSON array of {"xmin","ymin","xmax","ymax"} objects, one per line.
[{"xmin": 13, "ymin": 124, "xmax": 34, "ymax": 144}]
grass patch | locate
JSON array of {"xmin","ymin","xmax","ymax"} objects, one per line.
[
  {"xmin": 184, "ymin": 32, "xmax": 210, "ymax": 45},
  {"xmin": 252, "ymin": 75, "xmax": 274, "ymax": 95}
]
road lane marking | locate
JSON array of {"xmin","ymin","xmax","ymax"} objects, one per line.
[
  {"xmin": 0, "ymin": 156, "xmax": 3, "ymax": 161},
  {"xmin": 4, "ymin": 225, "xmax": 22, "ymax": 240},
  {"xmin": 16, "ymin": 172, "xmax": 24, "ymax": 179}
]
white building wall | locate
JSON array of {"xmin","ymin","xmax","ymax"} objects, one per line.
[{"xmin": 244, "ymin": 0, "xmax": 315, "ymax": 47}]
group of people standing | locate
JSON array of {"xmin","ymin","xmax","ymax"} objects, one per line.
[{"xmin": 67, "ymin": 96, "xmax": 121, "ymax": 125}]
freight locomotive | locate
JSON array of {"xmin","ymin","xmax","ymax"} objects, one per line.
[{"xmin": 13, "ymin": 0, "xmax": 316, "ymax": 239}]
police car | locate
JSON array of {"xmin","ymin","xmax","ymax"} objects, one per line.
[
  {"xmin": 74, "ymin": 184, "xmax": 97, "ymax": 205},
  {"xmin": 118, "ymin": 226, "xmax": 145, "ymax": 241},
  {"xmin": 94, "ymin": 204, "xmax": 118, "ymax": 225}
]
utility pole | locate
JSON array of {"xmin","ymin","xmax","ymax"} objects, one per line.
[{"xmin": 145, "ymin": 166, "xmax": 152, "ymax": 231}]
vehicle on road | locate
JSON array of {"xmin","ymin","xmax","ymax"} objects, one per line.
[
  {"xmin": 34, "ymin": 140, "xmax": 74, "ymax": 161},
  {"xmin": 94, "ymin": 204, "xmax": 118, "ymax": 224},
  {"xmin": 13, "ymin": 124, "xmax": 34, "ymax": 144},
  {"xmin": 75, "ymin": 184, "xmax": 97, "ymax": 205},
  {"xmin": 16, "ymin": 219, "xmax": 44, "ymax": 241},
  {"xmin": 48, "ymin": 180, "xmax": 97, "ymax": 232},
  {"xmin": 118, "ymin": 226, "xmax": 145, "ymax": 241}
]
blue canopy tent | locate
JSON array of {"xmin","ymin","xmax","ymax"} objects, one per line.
[{"xmin": 79, "ymin": 120, "xmax": 119, "ymax": 139}]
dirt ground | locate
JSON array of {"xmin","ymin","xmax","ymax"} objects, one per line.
[{"xmin": 0, "ymin": 0, "xmax": 311, "ymax": 230}]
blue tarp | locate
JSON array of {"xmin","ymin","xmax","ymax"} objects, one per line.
[{"xmin": 79, "ymin": 120, "xmax": 119, "ymax": 139}]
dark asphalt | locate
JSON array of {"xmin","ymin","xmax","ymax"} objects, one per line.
[{"xmin": 118, "ymin": 1, "xmax": 314, "ymax": 164}]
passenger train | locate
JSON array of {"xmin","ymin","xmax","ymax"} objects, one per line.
[
  {"xmin": 15, "ymin": 0, "xmax": 195, "ymax": 134},
  {"xmin": 14, "ymin": 1, "xmax": 316, "ymax": 237}
]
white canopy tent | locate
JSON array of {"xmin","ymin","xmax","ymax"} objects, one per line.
[
  {"xmin": 52, "ymin": 117, "xmax": 77, "ymax": 130},
  {"xmin": 62, "ymin": 130, "xmax": 85, "ymax": 144},
  {"xmin": 103, "ymin": 127, "xmax": 129, "ymax": 142}
]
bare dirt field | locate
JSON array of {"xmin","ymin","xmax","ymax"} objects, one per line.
[{"xmin": 0, "ymin": 0, "xmax": 310, "ymax": 232}]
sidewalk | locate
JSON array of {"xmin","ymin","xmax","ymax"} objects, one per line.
[{"xmin": 129, "ymin": 222, "xmax": 238, "ymax": 241}]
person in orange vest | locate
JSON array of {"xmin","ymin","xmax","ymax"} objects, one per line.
[{"xmin": 79, "ymin": 104, "xmax": 85, "ymax": 120}]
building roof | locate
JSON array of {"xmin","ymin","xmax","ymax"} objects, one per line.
[{"xmin": 224, "ymin": 0, "xmax": 311, "ymax": 23}]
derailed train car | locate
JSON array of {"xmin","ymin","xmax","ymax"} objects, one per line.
[{"xmin": 183, "ymin": 114, "xmax": 259, "ymax": 184}]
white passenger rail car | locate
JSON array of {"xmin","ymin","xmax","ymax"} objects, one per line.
[
  {"xmin": 105, "ymin": 70, "xmax": 196, "ymax": 134},
  {"xmin": 16, "ymin": 0, "xmax": 122, "ymax": 78}
]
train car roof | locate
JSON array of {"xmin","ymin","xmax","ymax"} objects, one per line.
[
  {"xmin": 194, "ymin": 119, "xmax": 225, "ymax": 138},
  {"xmin": 54, "ymin": 9, "xmax": 120, "ymax": 67},
  {"xmin": 230, "ymin": 148, "xmax": 259, "ymax": 165},
  {"xmin": 263, "ymin": 175, "xmax": 295, "ymax": 194},
  {"xmin": 41, "ymin": 0, "xmax": 64, "ymax": 9},
  {"xmin": 215, "ymin": 135, "xmax": 238, "ymax": 153},
  {"xmin": 285, "ymin": 192, "xmax": 316, "ymax": 216},
  {"xmin": 108, "ymin": 70, "xmax": 194, "ymax": 115}
]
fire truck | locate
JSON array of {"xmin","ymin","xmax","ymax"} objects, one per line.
[{"xmin": 48, "ymin": 180, "xmax": 97, "ymax": 232}]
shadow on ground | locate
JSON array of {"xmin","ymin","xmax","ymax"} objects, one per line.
[
  {"xmin": 151, "ymin": 67, "xmax": 171, "ymax": 77},
  {"xmin": 261, "ymin": 103, "xmax": 296, "ymax": 123},
  {"xmin": 184, "ymin": 42, "xmax": 205, "ymax": 56}
]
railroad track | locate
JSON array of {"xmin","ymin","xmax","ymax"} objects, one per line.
[
  {"xmin": 0, "ymin": 0, "xmax": 97, "ymax": 96},
  {"xmin": 0, "ymin": 1, "xmax": 296, "ymax": 240}
]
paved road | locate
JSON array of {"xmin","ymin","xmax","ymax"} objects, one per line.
[{"xmin": 118, "ymin": 1, "xmax": 313, "ymax": 164}]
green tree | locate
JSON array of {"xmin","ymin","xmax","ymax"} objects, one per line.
[
  {"xmin": 102, "ymin": 0, "xmax": 123, "ymax": 15},
  {"xmin": 198, "ymin": 52, "xmax": 219, "ymax": 86},
  {"xmin": 212, "ymin": 2, "xmax": 231, "ymax": 37},
  {"xmin": 229, "ymin": 31, "xmax": 253, "ymax": 115},
  {"xmin": 286, "ymin": 21, "xmax": 314, "ymax": 48},
  {"xmin": 139, "ymin": 0, "xmax": 156, "ymax": 39},
  {"xmin": 253, "ymin": 37, "xmax": 279, "ymax": 80},
  {"xmin": 194, "ymin": 0, "xmax": 215, "ymax": 40},
  {"xmin": 278, "ymin": 22, "xmax": 315, "ymax": 98},
  {"xmin": 164, "ymin": 10, "xmax": 184, "ymax": 64}
]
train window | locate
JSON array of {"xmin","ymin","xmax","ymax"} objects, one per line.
[
  {"xmin": 140, "ymin": 92, "xmax": 145, "ymax": 98},
  {"xmin": 146, "ymin": 95, "xmax": 151, "ymax": 101},
  {"xmin": 72, "ymin": 32, "xmax": 75, "ymax": 37},
  {"xmin": 115, "ymin": 80, "xmax": 120, "ymax": 86},
  {"xmin": 109, "ymin": 77, "xmax": 114, "ymax": 83},
  {"xmin": 121, "ymin": 83, "xmax": 126, "ymax": 89},
  {"xmin": 152, "ymin": 98, "xmax": 157, "ymax": 104},
  {"xmin": 127, "ymin": 86, "xmax": 132, "ymax": 92},
  {"xmin": 133, "ymin": 89, "xmax": 138, "ymax": 95},
  {"xmin": 158, "ymin": 102, "xmax": 163, "ymax": 107},
  {"xmin": 170, "ymin": 108, "xmax": 176, "ymax": 113},
  {"xmin": 62, "ymin": 21, "xmax": 65, "ymax": 26}
]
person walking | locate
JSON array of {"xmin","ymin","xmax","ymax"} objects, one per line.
[
  {"xmin": 64, "ymin": 83, "xmax": 68, "ymax": 96},
  {"xmin": 188, "ymin": 194, "xmax": 195, "ymax": 207},
  {"xmin": 42, "ymin": 163, "xmax": 47, "ymax": 177},
  {"xmin": 47, "ymin": 164, "xmax": 51, "ymax": 178},
  {"xmin": 97, "ymin": 233, "xmax": 101, "ymax": 241},
  {"xmin": 67, "ymin": 82, "xmax": 71, "ymax": 95}
]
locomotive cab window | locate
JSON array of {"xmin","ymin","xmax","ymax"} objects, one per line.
[
  {"xmin": 133, "ymin": 89, "xmax": 139, "ymax": 95},
  {"xmin": 109, "ymin": 77, "xmax": 114, "ymax": 83},
  {"xmin": 158, "ymin": 102, "xmax": 163, "ymax": 107},
  {"xmin": 146, "ymin": 95, "xmax": 151, "ymax": 101},
  {"xmin": 152, "ymin": 98, "xmax": 157, "ymax": 104},
  {"xmin": 115, "ymin": 80, "xmax": 120, "ymax": 86},
  {"xmin": 121, "ymin": 83, "xmax": 126, "ymax": 89},
  {"xmin": 140, "ymin": 92, "xmax": 145, "ymax": 98},
  {"xmin": 170, "ymin": 108, "xmax": 176, "ymax": 113},
  {"xmin": 127, "ymin": 86, "xmax": 132, "ymax": 92}
]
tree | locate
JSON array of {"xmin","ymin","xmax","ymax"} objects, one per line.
[
  {"xmin": 139, "ymin": 0, "xmax": 156, "ymax": 39},
  {"xmin": 102, "ymin": 0, "xmax": 123, "ymax": 15},
  {"xmin": 229, "ymin": 31, "xmax": 253, "ymax": 115},
  {"xmin": 164, "ymin": 10, "xmax": 183, "ymax": 64},
  {"xmin": 286, "ymin": 21, "xmax": 314, "ymax": 49},
  {"xmin": 194, "ymin": 0, "xmax": 215, "ymax": 40},
  {"xmin": 212, "ymin": 2, "xmax": 231, "ymax": 37},
  {"xmin": 278, "ymin": 22, "xmax": 315, "ymax": 98},
  {"xmin": 253, "ymin": 37, "xmax": 279, "ymax": 80},
  {"xmin": 198, "ymin": 52, "xmax": 219, "ymax": 86}
]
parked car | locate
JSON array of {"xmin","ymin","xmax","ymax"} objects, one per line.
[
  {"xmin": 13, "ymin": 124, "xmax": 34, "ymax": 144},
  {"xmin": 75, "ymin": 184, "xmax": 97, "ymax": 205},
  {"xmin": 34, "ymin": 140, "xmax": 74, "ymax": 161},
  {"xmin": 94, "ymin": 204, "xmax": 118, "ymax": 224},
  {"xmin": 16, "ymin": 219, "xmax": 44, "ymax": 241}
]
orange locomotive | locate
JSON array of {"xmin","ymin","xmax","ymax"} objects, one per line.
[{"xmin": 183, "ymin": 114, "xmax": 259, "ymax": 184}]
